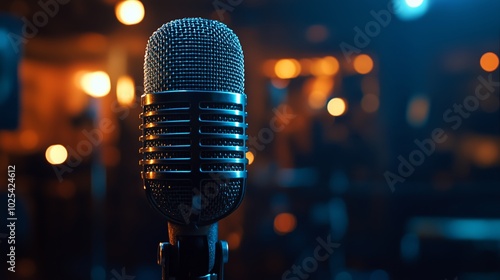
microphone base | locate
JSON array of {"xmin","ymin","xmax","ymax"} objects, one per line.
[{"xmin": 158, "ymin": 238, "xmax": 228, "ymax": 280}]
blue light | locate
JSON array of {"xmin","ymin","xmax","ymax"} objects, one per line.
[
  {"xmin": 393, "ymin": 0, "xmax": 430, "ymax": 20},
  {"xmin": 405, "ymin": 0, "xmax": 425, "ymax": 8}
]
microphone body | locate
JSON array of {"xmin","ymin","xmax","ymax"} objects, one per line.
[{"xmin": 140, "ymin": 18, "xmax": 247, "ymax": 279}]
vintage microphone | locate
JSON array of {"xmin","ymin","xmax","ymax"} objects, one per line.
[{"xmin": 140, "ymin": 18, "xmax": 247, "ymax": 280}]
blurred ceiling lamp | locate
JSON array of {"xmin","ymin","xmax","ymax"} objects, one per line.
[
  {"xmin": 45, "ymin": 144, "xmax": 68, "ymax": 165},
  {"xmin": 327, "ymin": 98, "xmax": 347, "ymax": 117},
  {"xmin": 361, "ymin": 93, "xmax": 380, "ymax": 113},
  {"xmin": 115, "ymin": 0, "xmax": 145, "ymax": 25},
  {"xmin": 80, "ymin": 71, "xmax": 111, "ymax": 98},
  {"xmin": 246, "ymin": 151, "xmax": 255, "ymax": 165},
  {"xmin": 480, "ymin": 52, "xmax": 499, "ymax": 72},
  {"xmin": 406, "ymin": 95, "xmax": 430, "ymax": 127},
  {"xmin": 117, "ymin": 75, "xmax": 135, "ymax": 106},
  {"xmin": 274, "ymin": 59, "xmax": 301, "ymax": 79},
  {"xmin": 353, "ymin": 54, "xmax": 374, "ymax": 74},
  {"xmin": 394, "ymin": 0, "xmax": 429, "ymax": 20},
  {"xmin": 311, "ymin": 56, "xmax": 340, "ymax": 76},
  {"xmin": 274, "ymin": 212, "xmax": 297, "ymax": 235}
]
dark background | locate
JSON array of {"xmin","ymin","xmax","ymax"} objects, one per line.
[{"xmin": 1, "ymin": 0, "xmax": 499, "ymax": 279}]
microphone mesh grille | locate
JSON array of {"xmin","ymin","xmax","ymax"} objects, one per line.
[{"xmin": 144, "ymin": 18, "xmax": 245, "ymax": 94}]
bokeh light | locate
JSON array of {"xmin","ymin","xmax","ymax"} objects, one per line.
[
  {"xmin": 361, "ymin": 94, "xmax": 380, "ymax": 113},
  {"xmin": 311, "ymin": 56, "xmax": 340, "ymax": 76},
  {"xmin": 405, "ymin": 0, "xmax": 424, "ymax": 8},
  {"xmin": 117, "ymin": 75, "xmax": 135, "ymax": 106},
  {"xmin": 480, "ymin": 52, "xmax": 499, "ymax": 72},
  {"xmin": 246, "ymin": 151, "xmax": 255, "ymax": 165},
  {"xmin": 115, "ymin": 0, "xmax": 145, "ymax": 25},
  {"xmin": 406, "ymin": 95, "xmax": 430, "ymax": 127},
  {"xmin": 274, "ymin": 59, "xmax": 301, "ymax": 79},
  {"xmin": 274, "ymin": 213, "xmax": 297, "ymax": 235},
  {"xmin": 327, "ymin": 98, "xmax": 347, "ymax": 116},
  {"xmin": 353, "ymin": 54, "xmax": 374, "ymax": 74},
  {"xmin": 227, "ymin": 232, "xmax": 242, "ymax": 250},
  {"xmin": 45, "ymin": 144, "xmax": 68, "ymax": 165},
  {"xmin": 80, "ymin": 71, "xmax": 111, "ymax": 98}
]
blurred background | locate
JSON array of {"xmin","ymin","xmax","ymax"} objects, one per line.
[{"xmin": 1, "ymin": 0, "xmax": 499, "ymax": 279}]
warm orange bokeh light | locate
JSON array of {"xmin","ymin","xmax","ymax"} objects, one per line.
[
  {"xmin": 361, "ymin": 94, "xmax": 380, "ymax": 113},
  {"xmin": 311, "ymin": 56, "xmax": 340, "ymax": 76},
  {"xmin": 480, "ymin": 52, "xmax": 499, "ymax": 72},
  {"xmin": 274, "ymin": 213, "xmax": 297, "ymax": 235},
  {"xmin": 274, "ymin": 59, "xmax": 301, "ymax": 79},
  {"xmin": 353, "ymin": 54, "xmax": 374, "ymax": 74},
  {"xmin": 227, "ymin": 232, "xmax": 242, "ymax": 250},
  {"xmin": 246, "ymin": 151, "xmax": 255, "ymax": 165}
]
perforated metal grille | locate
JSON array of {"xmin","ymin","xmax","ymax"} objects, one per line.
[
  {"xmin": 200, "ymin": 138, "xmax": 244, "ymax": 147},
  {"xmin": 200, "ymin": 151, "xmax": 245, "ymax": 159},
  {"xmin": 201, "ymin": 163, "xmax": 245, "ymax": 172},
  {"xmin": 144, "ymin": 18, "xmax": 244, "ymax": 94},
  {"xmin": 146, "ymin": 179, "xmax": 244, "ymax": 224},
  {"xmin": 200, "ymin": 114, "xmax": 243, "ymax": 122},
  {"xmin": 144, "ymin": 102, "xmax": 190, "ymax": 112},
  {"xmin": 144, "ymin": 126, "xmax": 191, "ymax": 136},
  {"xmin": 144, "ymin": 139, "xmax": 191, "ymax": 148},
  {"xmin": 144, "ymin": 114, "xmax": 189, "ymax": 124},
  {"xmin": 200, "ymin": 126, "xmax": 243, "ymax": 135},
  {"xmin": 200, "ymin": 102, "xmax": 243, "ymax": 110},
  {"xmin": 144, "ymin": 151, "xmax": 191, "ymax": 160}
]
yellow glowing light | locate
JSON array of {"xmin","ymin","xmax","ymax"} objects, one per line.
[
  {"xmin": 80, "ymin": 71, "xmax": 111, "ymax": 98},
  {"xmin": 117, "ymin": 75, "xmax": 135, "ymax": 106},
  {"xmin": 45, "ymin": 144, "xmax": 68, "ymax": 165},
  {"xmin": 327, "ymin": 98, "xmax": 347, "ymax": 116},
  {"xmin": 480, "ymin": 52, "xmax": 499, "ymax": 72},
  {"xmin": 361, "ymin": 94, "xmax": 380, "ymax": 113},
  {"xmin": 274, "ymin": 59, "xmax": 301, "ymax": 79},
  {"xmin": 407, "ymin": 96, "xmax": 430, "ymax": 127},
  {"xmin": 115, "ymin": 0, "xmax": 145, "ymax": 25},
  {"xmin": 246, "ymin": 151, "xmax": 255, "ymax": 165},
  {"xmin": 353, "ymin": 54, "xmax": 374, "ymax": 74},
  {"xmin": 311, "ymin": 56, "xmax": 340, "ymax": 76},
  {"xmin": 274, "ymin": 213, "xmax": 297, "ymax": 235}
]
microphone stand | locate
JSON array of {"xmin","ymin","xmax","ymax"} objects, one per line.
[{"xmin": 157, "ymin": 223, "xmax": 229, "ymax": 280}]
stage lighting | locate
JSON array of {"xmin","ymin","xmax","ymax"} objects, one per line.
[
  {"xmin": 394, "ymin": 0, "xmax": 429, "ymax": 20},
  {"xmin": 274, "ymin": 59, "xmax": 301, "ymax": 79},
  {"xmin": 46, "ymin": 144, "xmax": 68, "ymax": 165},
  {"xmin": 405, "ymin": 0, "xmax": 424, "ymax": 8},
  {"xmin": 327, "ymin": 98, "xmax": 347, "ymax": 117},
  {"xmin": 246, "ymin": 151, "xmax": 255, "ymax": 165},
  {"xmin": 115, "ymin": 0, "xmax": 145, "ymax": 26},
  {"xmin": 80, "ymin": 71, "xmax": 111, "ymax": 98},
  {"xmin": 116, "ymin": 75, "xmax": 135, "ymax": 105},
  {"xmin": 480, "ymin": 52, "xmax": 499, "ymax": 72},
  {"xmin": 274, "ymin": 213, "xmax": 297, "ymax": 235},
  {"xmin": 353, "ymin": 54, "xmax": 374, "ymax": 74}
]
